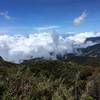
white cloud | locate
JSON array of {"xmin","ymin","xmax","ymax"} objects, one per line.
[
  {"xmin": 74, "ymin": 11, "xmax": 87, "ymax": 26},
  {"xmin": 0, "ymin": 32, "xmax": 73, "ymax": 63},
  {"xmin": 0, "ymin": 11, "xmax": 13, "ymax": 20},
  {"xmin": 35, "ymin": 25, "xmax": 60, "ymax": 31},
  {"xmin": 0, "ymin": 31, "xmax": 100, "ymax": 63},
  {"xmin": 68, "ymin": 32, "xmax": 100, "ymax": 44}
]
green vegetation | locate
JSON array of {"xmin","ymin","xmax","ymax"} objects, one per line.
[{"xmin": 0, "ymin": 57, "xmax": 100, "ymax": 100}]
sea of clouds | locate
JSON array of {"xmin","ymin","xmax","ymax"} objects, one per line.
[{"xmin": 0, "ymin": 31, "xmax": 100, "ymax": 63}]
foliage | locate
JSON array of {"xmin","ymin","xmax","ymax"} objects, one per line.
[{"xmin": 0, "ymin": 57, "xmax": 100, "ymax": 100}]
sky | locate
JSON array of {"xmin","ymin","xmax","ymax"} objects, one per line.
[{"xmin": 0, "ymin": 0, "xmax": 100, "ymax": 34}]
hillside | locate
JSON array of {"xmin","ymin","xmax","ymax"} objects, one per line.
[
  {"xmin": 79, "ymin": 43, "xmax": 100, "ymax": 57},
  {"xmin": 0, "ymin": 56, "xmax": 100, "ymax": 100},
  {"xmin": 85, "ymin": 36, "xmax": 100, "ymax": 43}
]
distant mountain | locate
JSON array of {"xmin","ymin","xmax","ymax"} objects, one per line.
[
  {"xmin": 78, "ymin": 43, "xmax": 100, "ymax": 57},
  {"xmin": 85, "ymin": 36, "xmax": 100, "ymax": 43}
]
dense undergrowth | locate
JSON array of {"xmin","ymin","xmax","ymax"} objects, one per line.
[{"xmin": 0, "ymin": 57, "xmax": 100, "ymax": 100}]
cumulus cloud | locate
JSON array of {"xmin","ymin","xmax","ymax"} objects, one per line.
[
  {"xmin": 0, "ymin": 11, "xmax": 13, "ymax": 20},
  {"xmin": 0, "ymin": 32, "xmax": 73, "ymax": 63},
  {"xmin": 68, "ymin": 32, "xmax": 100, "ymax": 48},
  {"xmin": 74, "ymin": 11, "xmax": 87, "ymax": 26},
  {"xmin": 68, "ymin": 32, "xmax": 100, "ymax": 44},
  {"xmin": 0, "ymin": 31, "xmax": 100, "ymax": 63}
]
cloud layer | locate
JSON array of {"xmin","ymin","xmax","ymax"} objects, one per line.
[{"xmin": 0, "ymin": 31, "xmax": 100, "ymax": 63}]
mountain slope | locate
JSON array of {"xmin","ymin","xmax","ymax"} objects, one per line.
[
  {"xmin": 85, "ymin": 36, "xmax": 100, "ymax": 43},
  {"xmin": 79, "ymin": 43, "xmax": 100, "ymax": 57}
]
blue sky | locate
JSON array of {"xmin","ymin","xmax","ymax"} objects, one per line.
[{"xmin": 0, "ymin": 0, "xmax": 100, "ymax": 34}]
